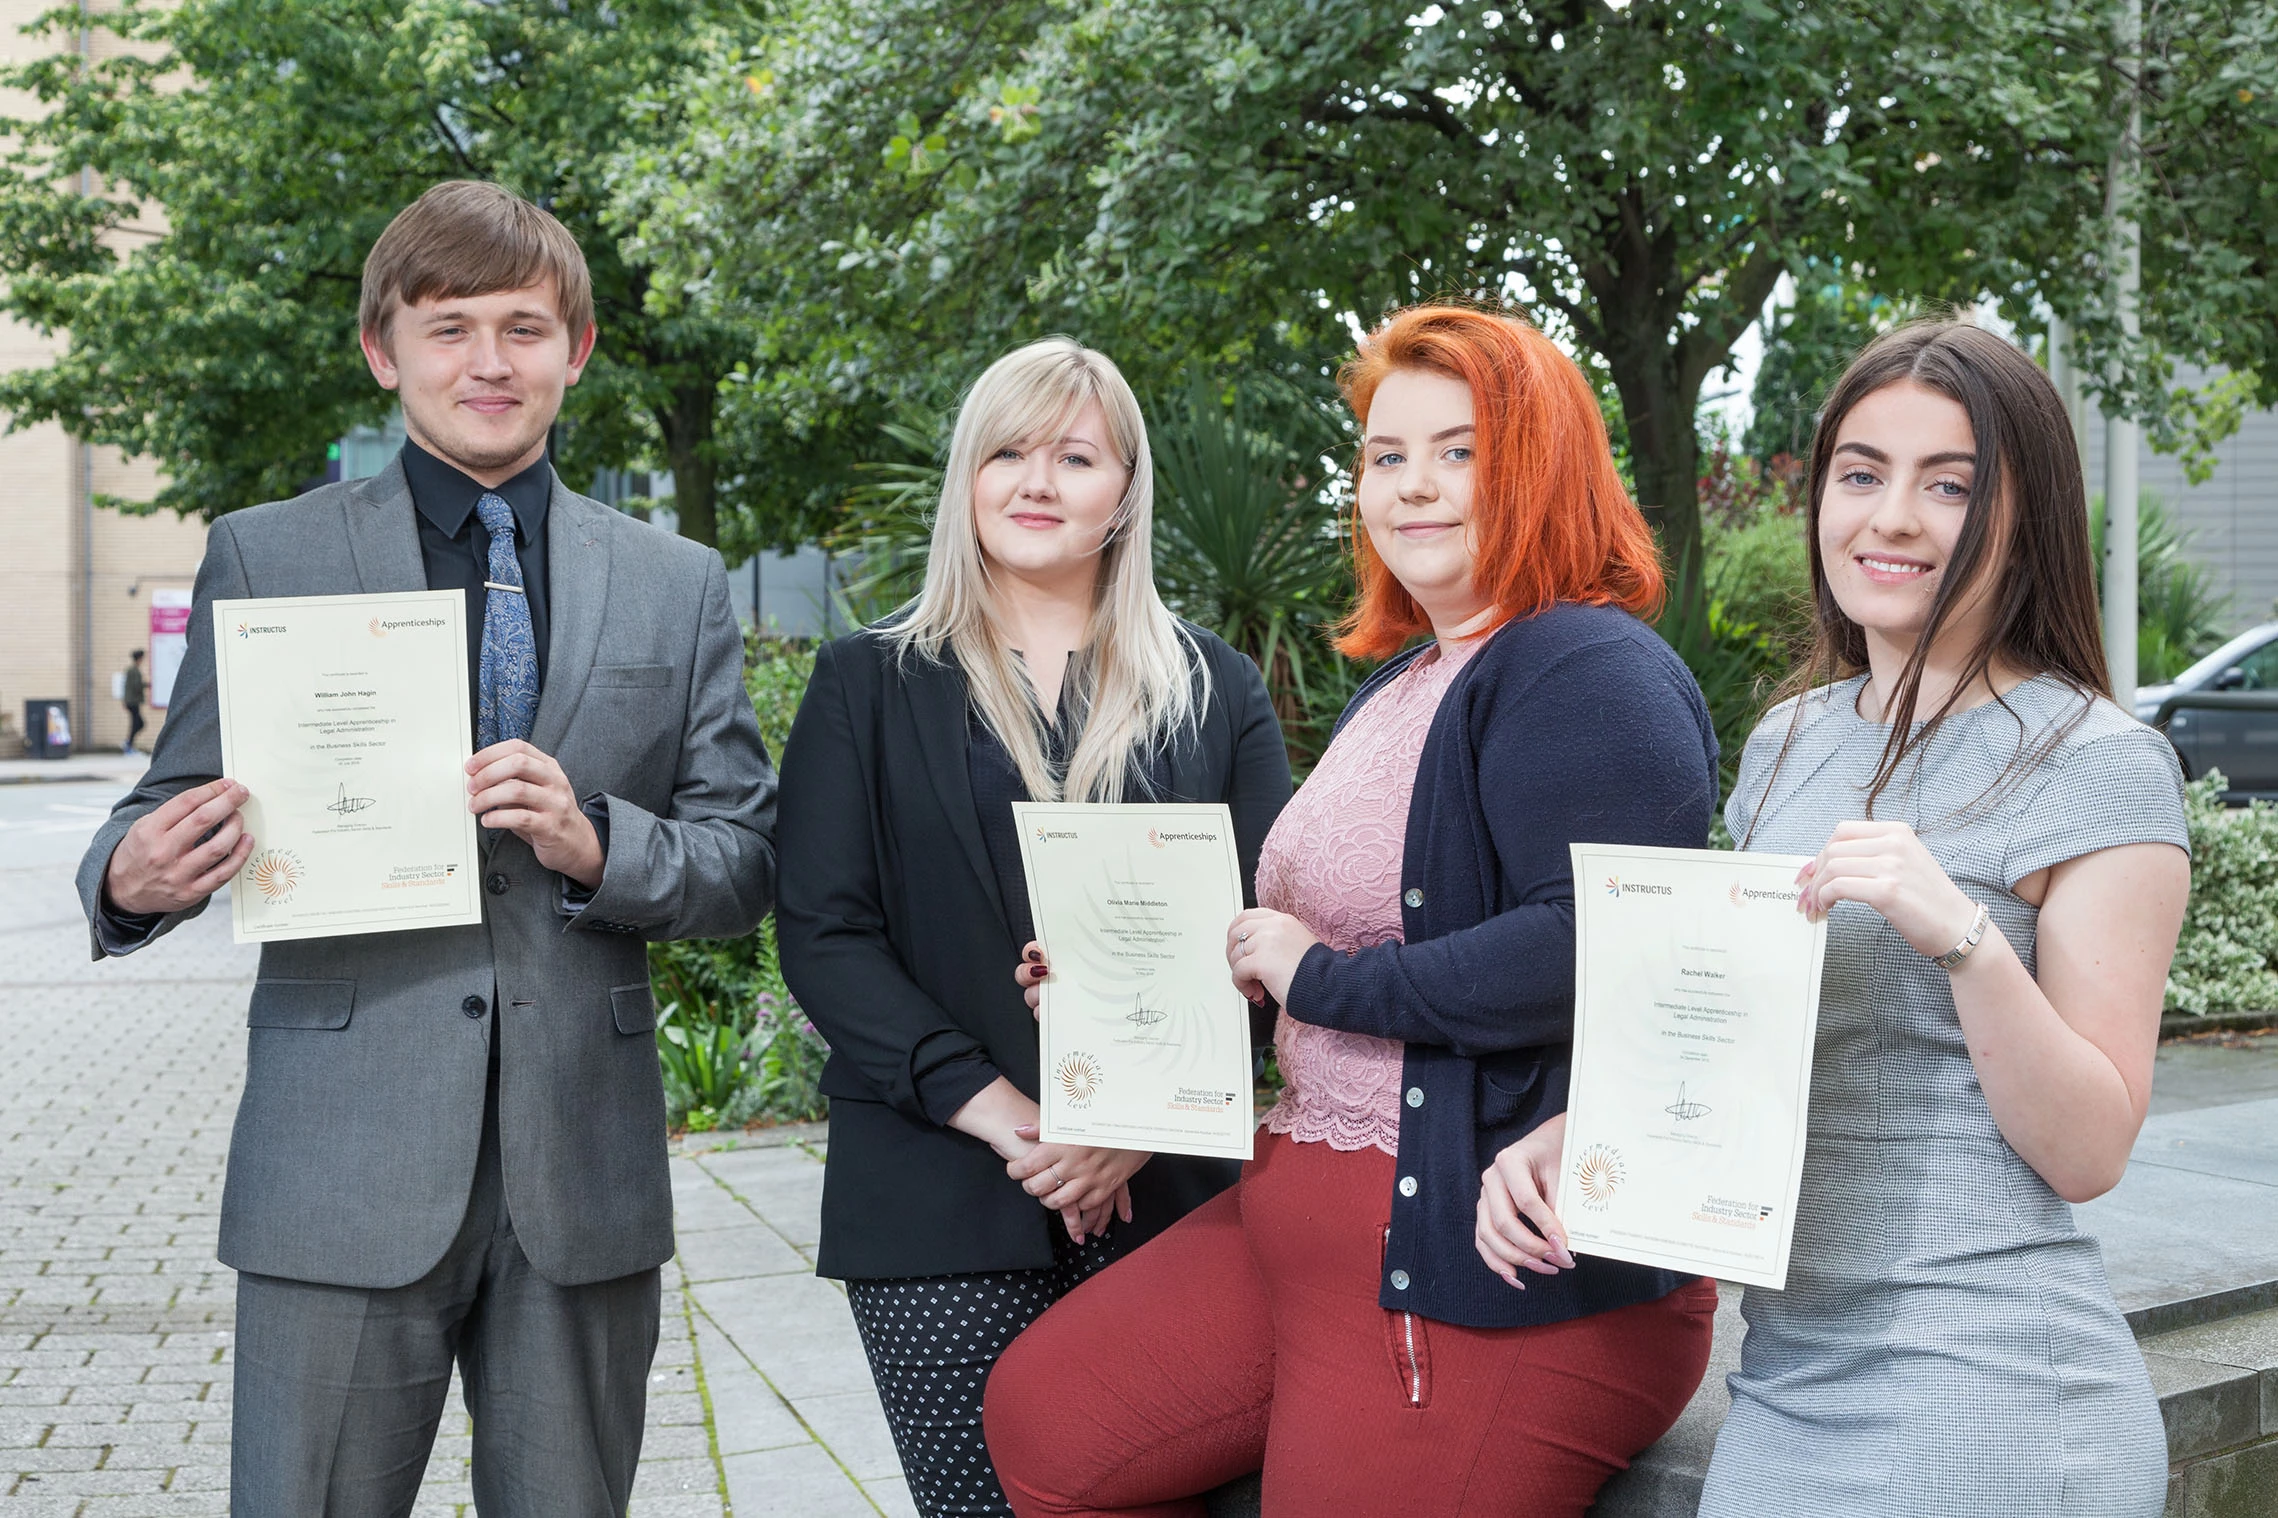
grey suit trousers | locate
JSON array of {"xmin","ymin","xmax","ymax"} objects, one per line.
[{"xmin": 230, "ymin": 1061, "xmax": 661, "ymax": 1518}]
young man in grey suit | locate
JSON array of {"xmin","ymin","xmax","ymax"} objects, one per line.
[{"xmin": 76, "ymin": 181, "xmax": 777, "ymax": 1516}]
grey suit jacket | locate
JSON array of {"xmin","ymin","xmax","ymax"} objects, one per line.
[{"xmin": 76, "ymin": 460, "xmax": 777, "ymax": 1289}]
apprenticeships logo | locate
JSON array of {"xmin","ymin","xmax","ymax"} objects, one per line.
[
  {"xmin": 1056, "ymin": 1052, "xmax": 1103, "ymax": 1108},
  {"xmin": 369, "ymin": 617, "xmax": 387, "ymax": 638},
  {"xmin": 1729, "ymin": 882, "xmax": 1801, "ymax": 907}
]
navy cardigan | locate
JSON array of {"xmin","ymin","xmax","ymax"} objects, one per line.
[{"xmin": 1284, "ymin": 602, "xmax": 1718, "ymax": 1329}]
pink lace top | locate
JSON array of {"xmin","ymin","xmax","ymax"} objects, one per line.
[{"xmin": 1258, "ymin": 638, "xmax": 1481, "ymax": 1154}]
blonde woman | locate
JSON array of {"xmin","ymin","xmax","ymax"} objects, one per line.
[{"xmin": 776, "ymin": 338, "xmax": 1292, "ymax": 1518}]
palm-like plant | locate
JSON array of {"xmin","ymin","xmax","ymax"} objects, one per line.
[
  {"xmin": 1149, "ymin": 371, "xmax": 1356, "ymax": 765},
  {"xmin": 827, "ymin": 415, "xmax": 946, "ymax": 627}
]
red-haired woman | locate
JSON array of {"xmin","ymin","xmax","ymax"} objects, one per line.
[{"xmin": 981, "ymin": 305, "xmax": 1721, "ymax": 1516}]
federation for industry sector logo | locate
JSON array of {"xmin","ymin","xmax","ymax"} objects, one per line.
[
  {"xmin": 1033, "ymin": 826, "xmax": 1080, "ymax": 844},
  {"xmin": 235, "ymin": 620, "xmax": 288, "ymax": 640},
  {"xmin": 1055, "ymin": 1051, "xmax": 1103, "ymax": 1108},
  {"xmin": 1603, "ymin": 876, "xmax": 1674, "ymax": 899},
  {"xmin": 246, "ymin": 848, "xmax": 304, "ymax": 904}
]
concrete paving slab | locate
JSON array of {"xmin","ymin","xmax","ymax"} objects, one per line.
[
  {"xmin": 2127, "ymin": 1095, "xmax": 2278, "ymax": 1185},
  {"xmin": 675, "ymin": 1220, "xmax": 810, "ymax": 1284},
  {"xmin": 698, "ymin": 1272, "xmax": 878, "ymax": 1401},
  {"xmin": 696, "ymin": 1147, "xmax": 827, "ymax": 1249},
  {"xmin": 2153, "ymin": 1032, "xmax": 2278, "ymax": 1115},
  {"xmin": 796, "ymin": 1388, "xmax": 904, "ymax": 1483},
  {"xmin": 2080, "ymin": 1099, "xmax": 2278, "ymax": 1322},
  {"xmin": 721, "ymin": 1440, "xmax": 879, "ymax": 1518},
  {"xmin": 689, "ymin": 1312, "xmax": 809, "ymax": 1457},
  {"xmin": 865, "ymin": 1473, "xmax": 921, "ymax": 1518}
]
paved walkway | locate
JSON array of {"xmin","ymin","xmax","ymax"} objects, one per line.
[{"xmin": 0, "ymin": 780, "xmax": 903, "ymax": 1516}]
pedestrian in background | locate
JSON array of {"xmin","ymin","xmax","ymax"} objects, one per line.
[
  {"xmin": 120, "ymin": 649, "xmax": 146, "ymax": 755},
  {"xmin": 986, "ymin": 305, "xmax": 1719, "ymax": 1517},
  {"xmin": 776, "ymin": 337, "xmax": 1290, "ymax": 1518}
]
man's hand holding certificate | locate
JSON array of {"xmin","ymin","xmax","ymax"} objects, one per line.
[
  {"xmin": 1015, "ymin": 802, "xmax": 1254, "ymax": 1161},
  {"xmin": 1557, "ymin": 843, "xmax": 1827, "ymax": 1289},
  {"xmin": 211, "ymin": 589, "xmax": 483, "ymax": 943}
]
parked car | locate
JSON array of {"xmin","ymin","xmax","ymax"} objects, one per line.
[{"xmin": 2137, "ymin": 621, "xmax": 2278, "ymax": 801}]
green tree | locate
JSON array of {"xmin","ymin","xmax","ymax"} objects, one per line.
[
  {"xmin": 643, "ymin": 0, "xmax": 2278, "ymax": 612},
  {"xmin": 1745, "ymin": 278, "xmax": 1897, "ymax": 466},
  {"xmin": 0, "ymin": 0, "xmax": 752, "ymax": 545}
]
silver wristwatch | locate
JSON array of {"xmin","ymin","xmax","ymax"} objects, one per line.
[{"xmin": 1930, "ymin": 902, "xmax": 1991, "ymax": 971}]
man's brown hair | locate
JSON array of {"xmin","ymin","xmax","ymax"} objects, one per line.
[{"xmin": 359, "ymin": 180, "xmax": 594, "ymax": 344}]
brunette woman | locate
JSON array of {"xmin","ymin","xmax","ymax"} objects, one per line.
[
  {"xmin": 983, "ymin": 305, "xmax": 1720, "ymax": 1516},
  {"xmin": 775, "ymin": 339, "xmax": 1291, "ymax": 1517},
  {"xmin": 1476, "ymin": 321, "xmax": 2187, "ymax": 1517}
]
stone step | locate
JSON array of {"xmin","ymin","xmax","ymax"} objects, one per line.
[{"xmin": 2143, "ymin": 1302, "xmax": 2278, "ymax": 1517}]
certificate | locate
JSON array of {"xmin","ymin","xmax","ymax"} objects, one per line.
[
  {"xmin": 1557, "ymin": 843, "xmax": 1827, "ymax": 1288},
  {"xmin": 1014, "ymin": 802, "xmax": 1254, "ymax": 1161},
  {"xmin": 213, "ymin": 590, "xmax": 484, "ymax": 944}
]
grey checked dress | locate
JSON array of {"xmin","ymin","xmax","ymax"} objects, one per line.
[{"xmin": 1699, "ymin": 675, "xmax": 2186, "ymax": 1518}]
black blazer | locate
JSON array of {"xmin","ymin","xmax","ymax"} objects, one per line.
[
  {"xmin": 1286, "ymin": 603, "xmax": 1718, "ymax": 1329},
  {"xmin": 778, "ymin": 622, "xmax": 1291, "ymax": 1279}
]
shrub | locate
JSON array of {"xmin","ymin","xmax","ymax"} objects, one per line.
[
  {"xmin": 2166, "ymin": 771, "xmax": 2278, "ymax": 1015},
  {"xmin": 649, "ymin": 636, "xmax": 829, "ymax": 1131}
]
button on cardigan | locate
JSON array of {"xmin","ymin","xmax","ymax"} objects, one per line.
[{"xmin": 1280, "ymin": 602, "xmax": 1720, "ymax": 1330}]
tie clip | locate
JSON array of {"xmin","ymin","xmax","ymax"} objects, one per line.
[{"xmin": 483, "ymin": 581, "xmax": 525, "ymax": 594}]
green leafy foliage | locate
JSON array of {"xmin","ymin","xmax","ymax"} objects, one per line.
[
  {"xmin": 0, "ymin": 0, "xmax": 751, "ymax": 542},
  {"xmin": 1148, "ymin": 372, "xmax": 1357, "ymax": 770},
  {"xmin": 2090, "ymin": 495, "xmax": 2235, "ymax": 683},
  {"xmin": 1744, "ymin": 278, "xmax": 1900, "ymax": 467},
  {"xmin": 2166, "ymin": 773, "xmax": 2278, "ymax": 1014},
  {"xmin": 625, "ymin": 0, "xmax": 2278, "ymax": 629},
  {"xmin": 649, "ymin": 637, "xmax": 826, "ymax": 1132}
]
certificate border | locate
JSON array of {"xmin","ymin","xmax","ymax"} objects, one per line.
[
  {"xmin": 1012, "ymin": 800, "xmax": 1255, "ymax": 1162},
  {"xmin": 213, "ymin": 589, "xmax": 484, "ymax": 944},
  {"xmin": 1558, "ymin": 842, "xmax": 1827, "ymax": 1289}
]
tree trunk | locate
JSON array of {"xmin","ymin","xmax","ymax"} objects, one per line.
[
  {"xmin": 1601, "ymin": 331, "xmax": 1707, "ymax": 627},
  {"xmin": 659, "ymin": 382, "xmax": 718, "ymax": 549}
]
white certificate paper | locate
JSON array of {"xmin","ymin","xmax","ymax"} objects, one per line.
[
  {"xmin": 1014, "ymin": 802, "xmax": 1254, "ymax": 1161},
  {"xmin": 1558, "ymin": 843, "xmax": 1827, "ymax": 1289},
  {"xmin": 213, "ymin": 590, "xmax": 483, "ymax": 943}
]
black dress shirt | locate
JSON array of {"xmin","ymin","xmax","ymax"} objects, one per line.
[{"xmin": 401, "ymin": 440, "xmax": 553, "ymax": 721}]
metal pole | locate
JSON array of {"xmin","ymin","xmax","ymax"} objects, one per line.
[
  {"xmin": 2048, "ymin": 314, "xmax": 2086, "ymax": 480},
  {"xmin": 2101, "ymin": 0, "xmax": 2142, "ymax": 709}
]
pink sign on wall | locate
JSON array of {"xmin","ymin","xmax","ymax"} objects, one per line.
[{"xmin": 149, "ymin": 588, "xmax": 193, "ymax": 710}]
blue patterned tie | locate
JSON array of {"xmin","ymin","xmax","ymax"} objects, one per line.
[{"xmin": 475, "ymin": 492, "xmax": 539, "ymax": 749}]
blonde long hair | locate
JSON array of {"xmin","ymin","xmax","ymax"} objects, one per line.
[{"xmin": 887, "ymin": 338, "xmax": 1201, "ymax": 802}]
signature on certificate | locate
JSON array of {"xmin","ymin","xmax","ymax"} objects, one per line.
[{"xmin": 326, "ymin": 784, "xmax": 377, "ymax": 817}]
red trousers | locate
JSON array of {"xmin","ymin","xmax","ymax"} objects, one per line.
[{"xmin": 985, "ymin": 1132, "xmax": 1715, "ymax": 1518}]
